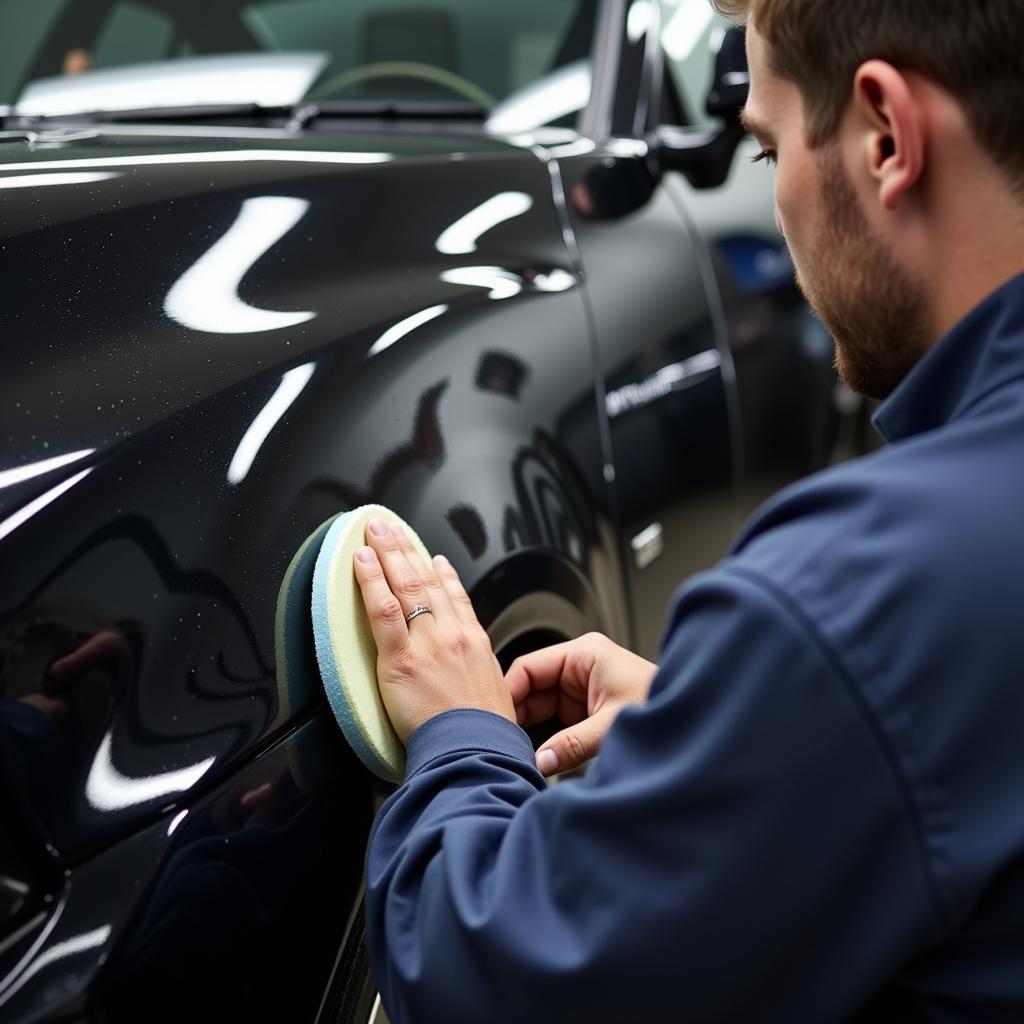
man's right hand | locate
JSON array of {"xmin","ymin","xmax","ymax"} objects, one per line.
[{"xmin": 504, "ymin": 633, "xmax": 656, "ymax": 777}]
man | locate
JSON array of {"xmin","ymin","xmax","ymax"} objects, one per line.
[{"xmin": 353, "ymin": 0, "xmax": 1024, "ymax": 1019}]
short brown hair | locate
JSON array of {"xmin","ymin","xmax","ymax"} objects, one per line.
[{"xmin": 714, "ymin": 0, "xmax": 1024, "ymax": 190}]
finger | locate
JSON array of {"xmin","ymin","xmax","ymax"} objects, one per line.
[
  {"xmin": 534, "ymin": 705, "xmax": 619, "ymax": 777},
  {"xmin": 365, "ymin": 518, "xmax": 433, "ymax": 623},
  {"xmin": 353, "ymin": 545, "xmax": 409, "ymax": 656},
  {"xmin": 239, "ymin": 781, "xmax": 272, "ymax": 812},
  {"xmin": 433, "ymin": 554, "xmax": 482, "ymax": 629},
  {"xmin": 50, "ymin": 631, "xmax": 127, "ymax": 677},
  {"xmin": 516, "ymin": 687, "xmax": 586, "ymax": 729},
  {"xmin": 390, "ymin": 523, "xmax": 456, "ymax": 625},
  {"xmin": 517, "ymin": 689, "xmax": 558, "ymax": 728},
  {"xmin": 504, "ymin": 640, "xmax": 588, "ymax": 705}
]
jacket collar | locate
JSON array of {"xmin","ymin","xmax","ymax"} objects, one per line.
[{"xmin": 873, "ymin": 272, "xmax": 1024, "ymax": 443}]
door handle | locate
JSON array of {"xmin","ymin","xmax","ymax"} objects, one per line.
[{"xmin": 630, "ymin": 522, "xmax": 663, "ymax": 570}]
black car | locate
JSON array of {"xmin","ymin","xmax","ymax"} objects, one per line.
[{"xmin": 0, "ymin": 1, "xmax": 865, "ymax": 1020}]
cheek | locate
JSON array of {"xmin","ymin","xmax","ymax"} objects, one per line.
[
  {"xmin": 774, "ymin": 160, "xmax": 814, "ymax": 260},
  {"xmin": 773, "ymin": 166, "xmax": 797, "ymax": 242}
]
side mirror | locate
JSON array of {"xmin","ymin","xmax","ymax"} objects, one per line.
[
  {"xmin": 705, "ymin": 26, "xmax": 749, "ymax": 120},
  {"xmin": 654, "ymin": 26, "xmax": 748, "ymax": 189}
]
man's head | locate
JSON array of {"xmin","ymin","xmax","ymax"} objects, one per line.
[{"xmin": 715, "ymin": 0, "xmax": 1024, "ymax": 400}]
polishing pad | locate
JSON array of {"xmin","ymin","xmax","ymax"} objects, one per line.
[
  {"xmin": 275, "ymin": 514, "xmax": 338, "ymax": 794},
  {"xmin": 311, "ymin": 504, "xmax": 432, "ymax": 783}
]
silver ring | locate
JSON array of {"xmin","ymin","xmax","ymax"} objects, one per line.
[{"xmin": 405, "ymin": 605, "xmax": 433, "ymax": 623}]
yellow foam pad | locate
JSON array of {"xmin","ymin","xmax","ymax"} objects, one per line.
[{"xmin": 311, "ymin": 504, "xmax": 432, "ymax": 783}]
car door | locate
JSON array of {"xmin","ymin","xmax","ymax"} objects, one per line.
[
  {"xmin": 552, "ymin": 0, "xmax": 741, "ymax": 657},
  {"xmin": 0, "ymin": 128, "xmax": 625, "ymax": 1024}
]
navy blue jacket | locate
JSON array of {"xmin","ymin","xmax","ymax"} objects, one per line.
[{"xmin": 365, "ymin": 274, "xmax": 1024, "ymax": 1022}]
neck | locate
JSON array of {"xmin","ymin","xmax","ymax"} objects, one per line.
[{"xmin": 925, "ymin": 172, "xmax": 1024, "ymax": 344}]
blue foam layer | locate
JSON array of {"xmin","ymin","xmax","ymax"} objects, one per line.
[{"xmin": 276, "ymin": 515, "xmax": 337, "ymax": 715}]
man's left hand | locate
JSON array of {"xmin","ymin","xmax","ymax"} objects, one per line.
[{"xmin": 353, "ymin": 518, "xmax": 515, "ymax": 744}]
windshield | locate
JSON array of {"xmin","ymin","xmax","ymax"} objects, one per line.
[{"xmin": 0, "ymin": 0, "xmax": 596, "ymax": 118}]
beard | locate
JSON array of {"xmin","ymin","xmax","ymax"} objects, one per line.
[{"xmin": 793, "ymin": 144, "xmax": 929, "ymax": 401}]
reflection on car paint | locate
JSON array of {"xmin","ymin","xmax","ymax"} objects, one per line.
[
  {"xmin": 227, "ymin": 363, "xmax": 316, "ymax": 485},
  {"xmin": 0, "ymin": 449, "xmax": 95, "ymax": 492},
  {"xmin": 0, "ymin": 468, "xmax": 93, "ymax": 544},
  {"xmin": 367, "ymin": 305, "xmax": 449, "ymax": 358},
  {"xmin": 85, "ymin": 728, "xmax": 216, "ymax": 813},
  {"xmin": 164, "ymin": 197, "xmax": 316, "ymax": 335},
  {"xmin": 434, "ymin": 191, "xmax": 534, "ymax": 255},
  {"xmin": 440, "ymin": 265, "xmax": 523, "ymax": 300},
  {"xmin": 605, "ymin": 349, "xmax": 723, "ymax": 419},
  {"xmin": 0, "ymin": 171, "xmax": 120, "ymax": 190}
]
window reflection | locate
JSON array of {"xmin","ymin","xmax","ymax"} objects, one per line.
[
  {"xmin": 367, "ymin": 304, "xmax": 449, "ymax": 358},
  {"xmin": 440, "ymin": 266, "xmax": 522, "ymax": 300},
  {"xmin": 227, "ymin": 362, "xmax": 315, "ymax": 484},
  {"xmin": 164, "ymin": 196, "xmax": 315, "ymax": 335},
  {"xmin": 435, "ymin": 192, "xmax": 533, "ymax": 255}
]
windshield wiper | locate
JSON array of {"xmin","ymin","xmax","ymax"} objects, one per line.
[
  {"xmin": 286, "ymin": 100, "xmax": 488, "ymax": 126},
  {"xmin": 4, "ymin": 99, "xmax": 487, "ymax": 129}
]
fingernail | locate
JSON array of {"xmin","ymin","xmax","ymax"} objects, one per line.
[
  {"xmin": 355, "ymin": 547, "xmax": 375, "ymax": 563},
  {"xmin": 390, "ymin": 522, "xmax": 405, "ymax": 538},
  {"xmin": 368, "ymin": 518, "xmax": 388, "ymax": 537},
  {"xmin": 537, "ymin": 749, "xmax": 559, "ymax": 775},
  {"xmin": 434, "ymin": 554, "xmax": 450, "ymax": 569}
]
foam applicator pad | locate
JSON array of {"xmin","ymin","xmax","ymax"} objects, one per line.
[
  {"xmin": 311, "ymin": 504, "xmax": 432, "ymax": 783},
  {"xmin": 275, "ymin": 514, "xmax": 339, "ymax": 794}
]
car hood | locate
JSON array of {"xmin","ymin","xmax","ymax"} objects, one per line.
[{"xmin": 0, "ymin": 124, "xmax": 551, "ymax": 514}]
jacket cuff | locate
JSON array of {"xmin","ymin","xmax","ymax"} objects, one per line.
[{"xmin": 404, "ymin": 708, "xmax": 535, "ymax": 779}]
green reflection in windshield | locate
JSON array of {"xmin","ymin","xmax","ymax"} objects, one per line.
[{"xmin": 1, "ymin": 0, "xmax": 596, "ymax": 117}]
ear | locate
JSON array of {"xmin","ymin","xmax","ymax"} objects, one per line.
[{"xmin": 851, "ymin": 60, "xmax": 925, "ymax": 210}]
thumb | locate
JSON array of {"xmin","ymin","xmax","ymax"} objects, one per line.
[{"xmin": 535, "ymin": 705, "xmax": 619, "ymax": 778}]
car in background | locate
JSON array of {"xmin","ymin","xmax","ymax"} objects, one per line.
[{"xmin": 0, "ymin": 1, "xmax": 868, "ymax": 1020}]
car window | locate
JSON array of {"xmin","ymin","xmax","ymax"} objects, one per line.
[
  {"xmin": 1, "ymin": 0, "xmax": 597, "ymax": 117},
  {"xmin": 0, "ymin": 0, "xmax": 64, "ymax": 104},
  {"xmin": 659, "ymin": 0, "xmax": 732, "ymax": 129},
  {"xmin": 92, "ymin": 3, "xmax": 177, "ymax": 67}
]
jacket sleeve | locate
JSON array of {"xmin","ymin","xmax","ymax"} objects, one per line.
[{"xmin": 364, "ymin": 567, "xmax": 945, "ymax": 1024}]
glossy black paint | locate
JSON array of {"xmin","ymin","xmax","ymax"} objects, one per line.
[
  {"xmin": 0, "ymin": 3, "xmax": 857, "ymax": 1021},
  {"xmin": 0, "ymin": 125, "xmax": 626, "ymax": 1020},
  {"xmin": 1, "ymin": 708, "xmax": 374, "ymax": 1024}
]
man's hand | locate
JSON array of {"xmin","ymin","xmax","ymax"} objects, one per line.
[
  {"xmin": 505, "ymin": 633, "xmax": 656, "ymax": 777},
  {"xmin": 353, "ymin": 518, "xmax": 515, "ymax": 744}
]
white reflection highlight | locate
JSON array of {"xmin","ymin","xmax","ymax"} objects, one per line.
[
  {"xmin": 227, "ymin": 362, "xmax": 315, "ymax": 484},
  {"xmin": 0, "ymin": 448, "xmax": 94, "ymax": 490},
  {"xmin": 167, "ymin": 808, "xmax": 189, "ymax": 836},
  {"xmin": 165, "ymin": 196, "xmax": 314, "ymax": 335},
  {"xmin": 0, "ymin": 150, "xmax": 393, "ymax": 175},
  {"xmin": 0, "ymin": 467, "xmax": 92, "ymax": 544},
  {"xmin": 663, "ymin": 0, "xmax": 715, "ymax": 61},
  {"xmin": 486, "ymin": 61, "xmax": 591, "ymax": 134},
  {"xmin": 16, "ymin": 52, "xmax": 328, "ymax": 117},
  {"xmin": 86, "ymin": 730, "xmax": 216, "ymax": 811},
  {"xmin": 0, "ymin": 172, "xmax": 119, "ymax": 190},
  {"xmin": 368, "ymin": 304, "xmax": 448, "ymax": 357},
  {"xmin": 606, "ymin": 349, "xmax": 722, "ymax": 418},
  {"xmin": 435, "ymin": 192, "xmax": 533, "ymax": 255},
  {"xmin": 0, "ymin": 926, "xmax": 111, "ymax": 1002},
  {"xmin": 545, "ymin": 139, "xmax": 597, "ymax": 159},
  {"xmin": 441, "ymin": 266, "xmax": 522, "ymax": 300},
  {"xmin": 532, "ymin": 269, "xmax": 576, "ymax": 292},
  {"xmin": 628, "ymin": 0, "xmax": 654, "ymax": 42}
]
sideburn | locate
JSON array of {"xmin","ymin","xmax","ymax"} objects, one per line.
[{"xmin": 805, "ymin": 145, "xmax": 929, "ymax": 401}]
